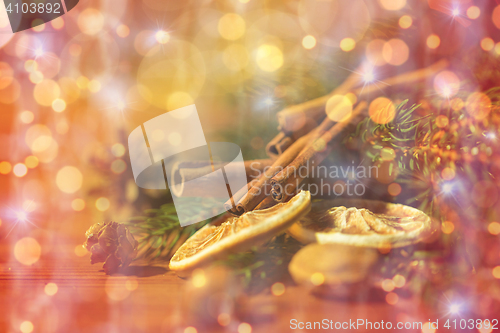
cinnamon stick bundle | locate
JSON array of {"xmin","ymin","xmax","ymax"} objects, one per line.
[
  {"xmin": 265, "ymin": 66, "xmax": 365, "ymax": 159},
  {"xmin": 224, "ymin": 132, "xmax": 315, "ymax": 215},
  {"xmin": 266, "ymin": 59, "xmax": 449, "ymax": 159},
  {"xmin": 269, "ymin": 102, "xmax": 368, "ymax": 202},
  {"xmin": 171, "ymin": 159, "xmax": 271, "ymax": 197}
]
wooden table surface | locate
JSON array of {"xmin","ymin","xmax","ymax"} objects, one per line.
[{"xmin": 0, "ymin": 237, "xmax": 433, "ymax": 333}]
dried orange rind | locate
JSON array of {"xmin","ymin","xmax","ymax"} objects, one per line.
[
  {"xmin": 287, "ymin": 198, "xmax": 438, "ymax": 248},
  {"xmin": 169, "ymin": 190, "xmax": 311, "ymax": 272}
]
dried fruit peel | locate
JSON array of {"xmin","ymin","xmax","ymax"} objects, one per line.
[
  {"xmin": 288, "ymin": 198, "xmax": 438, "ymax": 248},
  {"xmin": 169, "ymin": 190, "xmax": 311, "ymax": 272}
]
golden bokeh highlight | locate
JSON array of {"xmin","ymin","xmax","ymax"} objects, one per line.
[
  {"xmin": 126, "ymin": 279, "xmax": 139, "ymax": 291},
  {"xmin": 217, "ymin": 313, "xmax": 231, "ymax": 326},
  {"xmin": 466, "ymin": 6, "xmax": 480, "ymax": 19},
  {"xmin": 385, "ymin": 292, "xmax": 398, "ymax": 305},
  {"xmin": 302, "ymin": 35, "xmax": 317, "ymax": 49},
  {"xmin": 78, "ymin": 8, "xmax": 104, "ymax": 35},
  {"xmin": 29, "ymin": 71, "xmax": 43, "ymax": 84},
  {"xmin": 192, "ymin": 269, "xmax": 206, "ymax": 288},
  {"xmin": 310, "ymin": 272, "xmax": 325, "ymax": 286},
  {"xmin": 52, "ymin": 98, "xmax": 67, "ymax": 112},
  {"xmin": 0, "ymin": 161, "xmax": 12, "ymax": 174},
  {"xmin": 20, "ymin": 321, "xmax": 34, "ymax": 333},
  {"xmin": 56, "ymin": 166, "xmax": 83, "ymax": 194},
  {"xmin": 466, "ymin": 92, "xmax": 491, "ymax": 120},
  {"xmin": 137, "ymin": 40, "xmax": 205, "ymax": 109},
  {"xmin": 20, "ymin": 111, "xmax": 34, "ymax": 124},
  {"xmin": 34, "ymin": 79, "xmax": 61, "ymax": 106},
  {"xmin": 369, "ymin": 97, "xmax": 396, "ymax": 124},
  {"xmin": 74, "ymin": 245, "xmax": 88, "ymax": 257},
  {"xmin": 435, "ymin": 115, "xmax": 449, "ymax": 128},
  {"xmin": 426, "ymin": 34, "xmax": 440, "ymax": 49},
  {"xmin": 383, "ymin": 39, "xmax": 409, "ymax": 66},
  {"xmin": 111, "ymin": 160, "xmax": 127, "ymax": 174},
  {"xmin": 218, "ymin": 13, "xmax": 246, "ymax": 40},
  {"xmin": 45, "ymin": 282, "xmax": 58, "ymax": 296},
  {"xmin": 256, "ymin": 44, "xmax": 283, "ymax": 72},
  {"xmin": 24, "ymin": 60, "xmax": 37, "ymax": 73},
  {"xmin": 488, "ymin": 222, "xmax": 500, "ymax": 235},
  {"xmin": 441, "ymin": 167, "xmax": 455, "ymax": 180},
  {"xmin": 388, "ymin": 183, "xmax": 401, "ymax": 196},
  {"xmin": 492, "ymin": 266, "xmax": 500, "ymax": 279},
  {"xmin": 167, "ymin": 91, "xmax": 194, "ymax": 111},
  {"xmin": 116, "ymin": 24, "xmax": 130, "ymax": 38},
  {"xmin": 184, "ymin": 327, "xmax": 197, "ymax": 333},
  {"xmin": 433, "ymin": 71, "xmax": 460, "ymax": 98},
  {"xmin": 392, "ymin": 274, "xmax": 405, "ymax": 288},
  {"xmin": 59, "ymin": 77, "xmax": 80, "ymax": 104},
  {"xmin": 493, "ymin": 5, "xmax": 500, "ymax": 29},
  {"xmin": 72, "ymin": 198, "xmax": 86, "ymax": 211},
  {"xmin": 32, "ymin": 20, "xmax": 45, "ymax": 32},
  {"xmin": 325, "ymin": 95, "xmax": 353, "ymax": 122},
  {"xmin": 399, "ymin": 15, "xmax": 412, "ymax": 29},
  {"xmin": 271, "ymin": 282, "xmax": 285, "ymax": 296},
  {"xmin": 25, "ymin": 156, "xmax": 39, "ymax": 169},
  {"xmin": 24, "ymin": 124, "xmax": 52, "ymax": 147},
  {"xmin": 238, "ymin": 323, "xmax": 252, "ymax": 333},
  {"xmin": 112, "ymin": 143, "xmax": 126, "ymax": 157},
  {"xmin": 155, "ymin": 30, "xmax": 170, "ymax": 44},
  {"xmin": 379, "ymin": 0, "xmax": 406, "ymax": 11},
  {"xmin": 96, "ymin": 197, "xmax": 111, "ymax": 211},
  {"xmin": 441, "ymin": 221, "xmax": 455, "ymax": 234},
  {"xmin": 223, "ymin": 44, "xmax": 249, "ymax": 71},
  {"xmin": 88, "ymin": 80, "xmax": 101, "ymax": 93},
  {"xmin": 51, "ymin": 17, "xmax": 64, "ymax": 30},
  {"xmin": 339, "ymin": 37, "xmax": 356, "ymax": 52},
  {"xmin": 366, "ymin": 39, "xmax": 386, "ymax": 66},
  {"xmin": 481, "ymin": 37, "xmax": 494, "ymax": 51},
  {"xmin": 381, "ymin": 279, "xmax": 395, "ymax": 292},
  {"xmin": 13, "ymin": 163, "xmax": 28, "ymax": 177},
  {"xmin": 14, "ymin": 237, "xmax": 41, "ymax": 266}
]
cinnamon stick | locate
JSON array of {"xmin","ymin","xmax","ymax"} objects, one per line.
[
  {"xmin": 266, "ymin": 66, "xmax": 366, "ymax": 159},
  {"xmin": 266, "ymin": 59, "xmax": 449, "ymax": 159},
  {"xmin": 269, "ymin": 102, "xmax": 368, "ymax": 202},
  {"xmin": 224, "ymin": 131, "xmax": 315, "ymax": 215},
  {"xmin": 171, "ymin": 159, "xmax": 271, "ymax": 197}
]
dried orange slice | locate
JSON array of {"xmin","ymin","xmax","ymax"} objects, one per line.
[
  {"xmin": 169, "ymin": 190, "xmax": 311, "ymax": 272},
  {"xmin": 287, "ymin": 198, "xmax": 438, "ymax": 248}
]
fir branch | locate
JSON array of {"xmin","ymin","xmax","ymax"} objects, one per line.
[{"xmin": 126, "ymin": 199, "xmax": 217, "ymax": 261}]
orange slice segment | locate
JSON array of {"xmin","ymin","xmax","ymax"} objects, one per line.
[
  {"xmin": 287, "ymin": 198, "xmax": 438, "ymax": 248},
  {"xmin": 169, "ymin": 190, "xmax": 311, "ymax": 272}
]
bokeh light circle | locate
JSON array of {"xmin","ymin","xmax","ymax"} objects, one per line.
[
  {"xmin": 218, "ymin": 13, "xmax": 246, "ymax": 40},
  {"xmin": 14, "ymin": 238, "xmax": 41, "ymax": 266},
  {"xmin": 369, "ymin": 97, "xmax": 396, "ymax": 124},
  {"xmin": 56, "ymin": 166, "xmax": 83, "ymax": 194},
  {"xmin": 465, "ymin": 92, "xmax": 491, "ymax": 120},
  {"xmin": 326, "ymin": 95, "xmax": 353, "ymax": 122},
  {"xmin": 255, "ymin": 44, "xmax": 283, "ymax": 72},
  {"xmin": 433, "ymin": 71, "xmax": 460, "ymax": 98},
  {"xmin": 137, "ymin": 40, "xmax": 205, "ymax": 110}
]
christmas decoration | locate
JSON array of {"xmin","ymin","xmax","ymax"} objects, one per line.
[{"xmin": 84, "ymin": 221, "xmax": 138, "ymax": 274}]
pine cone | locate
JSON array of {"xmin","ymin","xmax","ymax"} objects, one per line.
[{"xmin": 83, "ymin": 221, "xmax": 138, "ymax": 274}]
